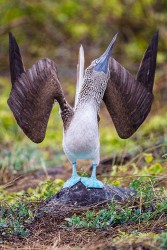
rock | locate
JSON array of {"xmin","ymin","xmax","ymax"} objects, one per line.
[{"xmin": 37, "ymin": 182, "xmax": 136, "ymax": 216}]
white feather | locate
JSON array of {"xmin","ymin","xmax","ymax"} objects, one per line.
[
  {"xmin": 63, "ymin": 101, "xmax": 100, "ymax": 164},
  {"xmin": 74, "ymin": 45, "xmax": 85, "ymax": 108}
]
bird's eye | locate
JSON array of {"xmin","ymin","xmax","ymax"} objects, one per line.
[{"xmin": 95, "ymin": 59, "xmax": 99, "ymax": 64}]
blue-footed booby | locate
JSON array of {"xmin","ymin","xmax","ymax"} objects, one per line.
[{"xmin": 8, "ymin": 32, "xmax": 158, "ymax": 189}]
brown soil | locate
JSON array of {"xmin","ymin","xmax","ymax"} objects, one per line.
[{"xmin": 2, "ymin": 213, "xmax": 167, "ymax": 250}]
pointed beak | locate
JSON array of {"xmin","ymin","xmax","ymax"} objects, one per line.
[{"xmin": 94, "ymin": 33, "xmax": 118, "ymax": 74}]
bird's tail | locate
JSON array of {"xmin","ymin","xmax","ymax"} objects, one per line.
[{"xmin": 74, "ymin": 45, "xmax": 85, "ymax": 108}]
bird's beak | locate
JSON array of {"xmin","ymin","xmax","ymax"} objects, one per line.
[{"xmin": 94, "ymin": 33, "xmax": 118, "ymax": 74}]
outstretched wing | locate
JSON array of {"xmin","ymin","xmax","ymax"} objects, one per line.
[
  {"xmin": 8, "ymin": 33, "xmax": 72, "ymax": 143},
  {"xmin": 103, "ymin": 32, "xmax": 158, "ymax": 139}
]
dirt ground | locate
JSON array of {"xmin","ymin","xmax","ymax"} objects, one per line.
[
  {"xmin": 1, "ymin": 162, "xmax": 167, "ymax": 250},
  {"xmin": 2, "ymin": 212, "xmax": 167, "ymax": 249}
]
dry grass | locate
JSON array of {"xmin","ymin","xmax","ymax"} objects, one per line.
[
  {"xmin": 1, "ymin": 194, "xmax": 167, "ymax": 250},
  {"xmin": 2, "ymin": 215, "xmax": 166, "ymax": 249}
]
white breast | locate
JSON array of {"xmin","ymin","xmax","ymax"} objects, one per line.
[{"xmin": 63, "ymin": 102, "xmax": 100, "ymax": 164}]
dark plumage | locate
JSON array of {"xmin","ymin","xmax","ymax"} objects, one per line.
[
  {"xmin": 103, "ymin": 32, "xmax": 158, "ymax": 138},
  {"xmin": 8, "ymin": 33, "xmax": 73, "ymax": 143}
]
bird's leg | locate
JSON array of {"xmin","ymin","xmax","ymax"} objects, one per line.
[
  {"xmin": 91, "ymin": 163, "xmax": 97, "ymax": 178},
  {"xmin": 81, "ymin": 163, "xmax": 104, "ymax": 188},
  {"xmin": 63, "ymin": 162, "xmax": 81, "ymax": 188}
]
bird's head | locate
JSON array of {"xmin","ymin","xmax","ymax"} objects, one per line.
[{"xmin": 85, "ymin": 34, "xmax": 118, "ymax": 82}]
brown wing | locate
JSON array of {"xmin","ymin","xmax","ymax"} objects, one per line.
[
  {"xmin": 103, "ymin": 32, "xmax": 158, "ymax": 139},
  {"xmin": 8, "ymin": 33, "xmax": 72, "ymax": 143}
]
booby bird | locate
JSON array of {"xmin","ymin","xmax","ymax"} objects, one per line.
[{"xmin": 8, "ymin": 32, "xmax": 158, "ymax": 189}]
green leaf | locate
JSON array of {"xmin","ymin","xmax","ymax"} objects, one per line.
[{"xmin": 144, "ymin": 153, "xmax": 153, "ymax": 163}]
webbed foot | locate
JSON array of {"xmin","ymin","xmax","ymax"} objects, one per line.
[
  {"xmin": 81, "ymin": 177, "xmax": 104, "ymax": 188},
  {"xmin": 63, "ymin": 176, "xmax": 81, "ymax": 188},
  {"xmin": 63, "ymin": 162, "xmax": 81, "ymax": 188}
]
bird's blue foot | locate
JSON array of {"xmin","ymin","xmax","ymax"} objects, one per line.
[
  {"xmin": 82, "ymin": 163, "xmax": 104, "ymax": 188},
  {"xmin": 63, "ymin": 175, "xmax": 81, "ymax": 188},
  {"xmin": 63, "ymin": 162, "xmax": 81, "ymax": 188},
  {"xmin": 63, "ymin": 162, "xmax": 104, "ymax": 189},
  {"xmin": 81, "ymin": 176, "xmax": 104, "ymax": 188}
]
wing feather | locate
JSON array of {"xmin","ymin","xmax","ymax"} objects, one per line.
[
  {"xmin": 9, "ymin": 32, "xmax": 25, "ymax": 85},
  {"xmin": 103, "ymin": 32, "xmax": 158, "ymax": 139},
  {"xmin": 8, "ymin": 33, "xmax": 72, "ymax": 143}
]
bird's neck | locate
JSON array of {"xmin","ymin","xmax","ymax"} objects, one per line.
[{"xmin": 76, "ymin": 70, "xmax": 108, "ymax": 112}]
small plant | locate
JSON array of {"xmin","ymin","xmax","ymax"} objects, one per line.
[
  {"xmin": 0, "ymin": 179, "xmax": 64, "ymax": 204},
  {"xmin": 27, "ymin": 179, "xmax": 64, "ymax": 200},
  {"xmin": 0, "ymin": 178, "xmax": 64, "ymax": 239},
  {"xmin": 157, "ymin": 232, "xmax": 167, "ymax": 250},
  {"xmin": 130, "ymin": 176, "xmax": 165, "ymax": 202},
  {"xmin": 0, "ymin": 201, "xmax": 34, "ymax": 238},
  {"xmin": 65, "ymin": 177, "xmax": 167, "ymax": 229}
]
